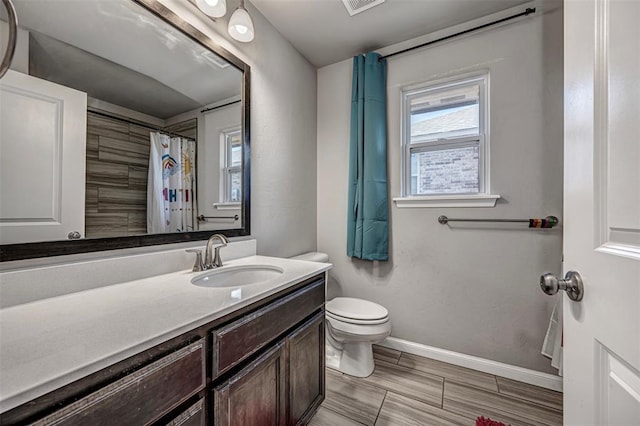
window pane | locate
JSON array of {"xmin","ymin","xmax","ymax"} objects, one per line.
[
  {"xmin": 410, "ymin": 154, "xmax": 418, "ymax": 194},
  {"xmin": 230, "ymin": 142, "xmax": 242, "ymax": 167},
  {"xmin": 411, "ymin": 145, "xmax": 479, "ymax": 194},
  {"xmin": 226, "ymin": 131, "xmax": 242, "ymax": 168},
  {"xmin": 228, "ymin": 169, "xmax": 242, "ymax": 202},
  {"xmin": 410, "ymin": 83, "xmax": 479, "ymax": 141}
]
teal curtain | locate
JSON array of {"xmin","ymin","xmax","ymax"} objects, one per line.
[{"xmin": 347, "ymin": 52, "xmax": 388, "ymax": 261}]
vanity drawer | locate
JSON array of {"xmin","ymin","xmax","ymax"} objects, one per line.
[
  {"xmin": 212, "ymin": 279, "xmax": 325, "ymax": 377},
  {"xmin": 166, "ymin": 399, "xmax": 205, "ymax": 426},
  {"xmin": 34, "ymin": 340, "xmax": 205, "ymax": 426}
]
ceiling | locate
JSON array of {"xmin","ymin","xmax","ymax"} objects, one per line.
[
  {"xmin": 250, "ymin": 0, "xmax": 531, "ymax": 67},
  {"xmin": 10, "ymin": 0, "xmax": 242, "ymax": 119},
  {"xmin": 28, "ymin": 32, "xmax": 204, "ymax": 119}
]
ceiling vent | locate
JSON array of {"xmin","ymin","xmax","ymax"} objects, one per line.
[
  {"xmin": 341, "ymin": 0, "xmax": 386, "ymax": 17},
  {"xmin": 202, "ymin": 51, "xmax": 230, "ymax": 69}
]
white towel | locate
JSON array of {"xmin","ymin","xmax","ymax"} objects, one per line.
[{"xmin": 541, "ymin": 296, "xmax": 563, "ymax": 376}]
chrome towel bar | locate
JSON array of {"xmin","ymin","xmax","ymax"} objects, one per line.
[
  {"xmin": 197, "ymin": 214, "xmax": 239, "ymax": 222},
  {"xmin": 438, "ymin": 215, "xmax": 559, "ymax": 228}
]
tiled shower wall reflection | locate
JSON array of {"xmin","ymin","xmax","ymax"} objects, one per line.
[
  {"xmin": 84, "ymin": 112, "xmax": 198, "ymax": 238},
  {"xmin": 85, "ymin": 112, "xmax": 151, "ymax": 238}
]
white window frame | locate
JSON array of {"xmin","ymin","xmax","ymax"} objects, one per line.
[
  {"xmin": 220, "ymin": 127, "xmax": 242, "ymax": 204},
  {"xmin": 395, "ymin": 71, "xmax": 499, "ymax": 208}
]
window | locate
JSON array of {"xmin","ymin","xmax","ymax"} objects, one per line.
[
  {"xmin": 222, "ymin": 128, "xmax": 242, "ymax": 203},
  {"xmin": 397, "ymin": 72, "xmax": 498, "ymax": 207}
]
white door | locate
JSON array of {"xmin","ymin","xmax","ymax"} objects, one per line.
[
  {"xmin": 0, "ymin": 70, "xmax": 87, "ymax": 244},
  {"xmin": 564, "ymin": 0, "xmax": 640, "ymax": 424}
]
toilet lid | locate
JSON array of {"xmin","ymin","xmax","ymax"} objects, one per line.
[{"xmin": 326, "ymin": 297, "xmax": 389, "ymax": 321}]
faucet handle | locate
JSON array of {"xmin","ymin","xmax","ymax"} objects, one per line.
[
  {"xmin": 212, "ymin": 246, "xmax": 225, "ymax": 268},
  {"xmin": 186, "ymin": 249, "xmax": 204, "ymax": 272}
]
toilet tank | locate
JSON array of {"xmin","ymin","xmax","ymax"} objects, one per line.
[{"xmin": 291, "ymin": 252, "xmax": 329, "ymax": 263}]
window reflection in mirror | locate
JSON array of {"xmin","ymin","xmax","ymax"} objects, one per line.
[
  {"xmin": 199, "ymin": 100, "xmax": 242, "ymax": 231},
  {"xmin": 223, "ymin": 128, "xmax": 242, "ymax": 203}
]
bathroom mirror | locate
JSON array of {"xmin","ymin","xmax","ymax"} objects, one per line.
[{"xmin": 0, "ymin": 0, "xmax": 251, "ymax": 261}]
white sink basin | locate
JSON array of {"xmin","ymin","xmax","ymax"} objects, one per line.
[{"xmin": 191, "ymin": 264, "xmax": 285, "ymax": 288}]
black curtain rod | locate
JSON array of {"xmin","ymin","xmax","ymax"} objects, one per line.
[
  {"xmin": 200, "ymin": 100, "xmax": 241, "ymax": 114},
  {"xmin": 87, "ymin": 109, "xmax": 194, "ymax": 140},
  {"xmin": 380, "ymin": 7, "xmax": 536, "ymax": 60},
  {"xmin": 88, "ymin": 108, "xmax": 165, "ymax": 133}
]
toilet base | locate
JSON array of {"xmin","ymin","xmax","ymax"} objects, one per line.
[
  {"xmin": 325, "ymin": 343, "xmax": 342, "ymax": 371},
  {"xmin": 327, "ymin": 341, "xmax": 375, "ymax": 378}
]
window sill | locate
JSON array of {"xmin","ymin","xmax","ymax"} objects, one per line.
[
  {"xmin": 393, "ymin": 194, "xmax": 500, "ymax": 208},
  {"xmin": 213, "ymin": 202, "xmax": 241, "ymax": 210}
]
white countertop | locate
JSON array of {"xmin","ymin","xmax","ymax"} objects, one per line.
[{"xmin": 0, "ymin": 255, "xmax": 331, "ymax": 413}]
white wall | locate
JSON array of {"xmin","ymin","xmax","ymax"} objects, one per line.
[{"xmin": 317, "ymin": 7, "xmax": 564, "ymax": 373}]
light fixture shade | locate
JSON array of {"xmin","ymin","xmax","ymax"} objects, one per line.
[
  {"xmin": 228, "ymin": 7, "xmax": 255, "ymax": 42},
  {"xmin": 195, "ymin": 0, "xmax": 226, "ymax": 18}
]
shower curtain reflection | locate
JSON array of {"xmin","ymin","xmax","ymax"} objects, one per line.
[{"xmin": 147, "ymin": 132, "xmax": 197, "ymax": 234}]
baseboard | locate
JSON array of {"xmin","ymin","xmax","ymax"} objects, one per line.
[{"xmin": 378, "ymin": 337, "xmax": 563, "ymax": 392}]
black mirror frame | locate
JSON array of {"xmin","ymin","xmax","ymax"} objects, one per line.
[{"xmin": 0, "ymin": 0, "xmax": 251, "ymax": 262}]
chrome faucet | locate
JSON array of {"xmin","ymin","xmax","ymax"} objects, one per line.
[{"xmin": 204, "ymin": 233, "xmax": 229, "ymax": 269}]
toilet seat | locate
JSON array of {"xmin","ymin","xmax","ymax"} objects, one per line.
[
  {"xmin": 326, "ymin": 310, "xmax": 389, "ymax": 325},
  {"xmin": 326, "ymin": 297, "xmax": 388, "ymax": 324}
]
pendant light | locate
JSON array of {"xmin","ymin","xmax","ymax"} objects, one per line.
[
  {"xmin": 195, "ymin": 0, "xmax": 227, "ymax": 18},
  {"xmin": 228, "ymin": 0, "xmax": 255, "ymax": 43}
]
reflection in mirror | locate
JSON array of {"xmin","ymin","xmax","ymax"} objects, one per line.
[{"xmin": 0, "ymin": 0, "xmax": 249, "ymax": 258}]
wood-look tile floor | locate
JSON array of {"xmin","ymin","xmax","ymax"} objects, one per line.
[{"xmin": 309, "ymin": 346, "xmax": 563, "ymax": 426}]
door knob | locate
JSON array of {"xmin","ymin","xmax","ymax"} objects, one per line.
[{"xmin": 540, "ymin": 271, "xmax": 584, "ymax": 301}]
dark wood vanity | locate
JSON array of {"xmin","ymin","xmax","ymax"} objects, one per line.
[{"xmin": 0, "ymin": 274, "xmax": 326, "ymax": 426}]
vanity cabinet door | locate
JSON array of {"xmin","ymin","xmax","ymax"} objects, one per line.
[
  {"xmin": 213, "ymin": 343, "xmax": 286, "ymax": 426},
  {"xmin": 287, "ymin": 312, "xmax": 325, "ymax": 426}
]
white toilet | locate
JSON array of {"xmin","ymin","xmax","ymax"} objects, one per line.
[{"xmin": 291, "ymin": 252, "xmax": 392, "ymax": 378}]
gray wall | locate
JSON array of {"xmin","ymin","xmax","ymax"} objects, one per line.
[
  {"xmin": 160, "ymin": 0, "xmax": 318, "ymax": 257},
  {"xmin": 317, "ymin": 7, "xmax": 564, "ymax": 373}
]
